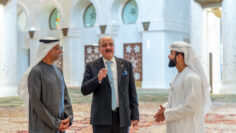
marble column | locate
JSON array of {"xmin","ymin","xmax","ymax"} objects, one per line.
[
  {"xmin": 221, "ymin": 0, "xmax": 236, "ymax": 92},
  {"xmin": 0, "ymin": 0, "xmax": 18, "ymax": 97},
  {"xmin": 17, "ymin": 31, "xmax": 30, "ymax": 82},
  {"xmin": 141, "ymin": 30, "xmax": 167, "ymax": 89},
  {"xmin": 190, "ymin": 0, "xmax": 208, "ymax": 69},
  {"xmin": 140, "ymin": 0, "xmax": 190, "ymax": 89},
  {"xmin": 62, "ymin": 28, "xmax": 83, "ymax": 87},
  {"xmin": 206, "ymin": 10, "xmax": 221, "ymax": 92}
]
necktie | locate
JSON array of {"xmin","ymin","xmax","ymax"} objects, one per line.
[{"xmin": 106, "ymin": 61, "xmax": 117, "ymax": 110}]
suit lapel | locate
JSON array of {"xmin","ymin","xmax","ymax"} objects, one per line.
[
  {"xmin": 116, "ymin": 57, "xmax": 124, "ymax": 89},
  {"xmin": 96, "ymin": 57, "xmax": 105, "ymax": 70},
  {"xmin": 96, "ymin": 57, "xmax": 110, "ymax": 85}
]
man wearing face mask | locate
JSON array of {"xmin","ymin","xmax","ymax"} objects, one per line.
[
  {"xmin": 154, "ymin": 42, "xmax": 212, "ymax": 133},
  {"xmin": 81, "ymin": 36, "xmax": 139, "ymax": 133}
]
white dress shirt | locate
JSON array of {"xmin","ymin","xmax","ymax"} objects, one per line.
[{"xmin": 103, "ymin": 57, "xmax": 119, "ymax": 108}]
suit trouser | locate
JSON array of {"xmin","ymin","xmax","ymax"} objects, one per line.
[{"xmin": 92, "ymin": 108, "xmax": 129, "ymax": 133}]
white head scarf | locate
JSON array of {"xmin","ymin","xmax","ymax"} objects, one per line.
[
  {"xmin": 18, "ymin": 37, "xmax": 60, "ymax": 106},
  {"xmin": 169, "ymin": 41, "xmax": 212, "ymax": 114}
]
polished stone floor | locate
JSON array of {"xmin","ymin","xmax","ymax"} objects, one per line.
[{"xmin": 0, "ymin": 102, "xmax": 236, "ymax": 133}]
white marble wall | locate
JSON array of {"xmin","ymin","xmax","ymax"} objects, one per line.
[
  {"xmin": 4, "ymin": 0, "xmax": 234, "ymax": 97},
  {"xmin": 206, "ymin": 11, "xmax": 221, "ymax": 92},
  {"xmin": 222, "ymin": 0, "xmax": 236, "ymax": 84},
  {"xmin": 190, "ymin": 0, "xmax": 208, "ymax": 66},
  {"xmin": 17, "ymin": 31, "xmax": 29, "ymax": 82},
  {"xmin": 212, "ymin": 0, "xmax": 236, "ymax": 93},
  {"xmin": 142, "ymin": 31, "xmax": 166, "ymax": 89},
  {"xmin": 15, "ymin": 0, "xmax": 191, "ymax": 90},
  {"xmin": 190, "ymin": 0, "xmax": 236, "ymax": 93},
  {"xmin": 63, "ymin": 28, "xmax": 88, "ymax": 87},
  {"xmin": 0, "ymin": 0, "xmax": 18, "ymax": 97}
]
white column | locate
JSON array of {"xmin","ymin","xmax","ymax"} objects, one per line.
[
  {"xmin": 206, "ymin": 10, "xmax": 221, "ymax": 91},
  {"xmin": 137, "ymin": 0, "xmax": 167, "ymax": 89},
  {"xmin": 17, "ymin": 32, "xmax": 29, "ymax": 82},
  {"xmin": 63, "ymin": 28, "xmax": 83, "ymax": 87},
  {"xmin": 29, "ymin": 38, "xmax": 39, "ymax": 65},
  {"xmin": 0, "ymin": 0, "xmax": 18, "ymax": 97},
  {"xmin": 190, "ymin": 0, "xmax": 208, "ymax": 68},
  {"xmin": 221, "ymin": 0, "xmax": 236, "ymax": 92},
  {"xmin": 141, "ymin": 31, "xmax": 166, "ymax": 89}
]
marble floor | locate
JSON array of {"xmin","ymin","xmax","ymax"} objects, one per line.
[{"xmin": 0, "ymin": 102, "xmax": 236, "ymax": 133}]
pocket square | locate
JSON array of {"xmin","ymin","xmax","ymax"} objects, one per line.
[{"xmin": 122, "ymin": 70, "xmax": 128, "ymax": 76}]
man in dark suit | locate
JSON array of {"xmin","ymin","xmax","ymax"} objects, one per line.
[{"xmin": 81, "ymin": 36, "xmax": 139, "ymax": 133}]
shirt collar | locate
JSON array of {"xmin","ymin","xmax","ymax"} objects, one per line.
[{"xmin": 103, "ymin": 56, "xmax": 115, "ymax": 64}]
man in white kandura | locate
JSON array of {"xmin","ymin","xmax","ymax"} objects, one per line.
[{"xmin": 154, "ymin": 41, "xmax": 212, "ymax": 133}]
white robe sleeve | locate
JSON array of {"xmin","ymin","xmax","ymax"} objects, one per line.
[
  {"xmin": 164, "ymin": 76, "xmax": 202, "ymax": 121},
  {"xmin": 163, "ymin": 102, "xmax": 168, "ymax": 108}
]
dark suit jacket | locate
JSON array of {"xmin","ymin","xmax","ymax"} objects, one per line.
[{"xmin": 81, "ymin": 57, "xmax": 139, "ymax": 127}]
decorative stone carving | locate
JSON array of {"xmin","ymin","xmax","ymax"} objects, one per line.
[
  {"xmin": 99, "ymin": 25, "xmax": 107, "ymax": 34},
  {"xmin": 28, "ymin": 30, "xmax": 35, "ymax": 39},
  {"xmin": 195, "ymin": 0, "xmax": 222, "ymax": 5},
  {"xmin": 85, "ymin": 45, "xmax": 99, "ymax": 65},
  {"xmin": 0, "ymin": 0, "xmax": 9, "ymax": 5},
  {"xmin": 211, "ymin": 8, "xmax": 222, "ymax": 18},
  {"xmin": 142, "ymin": 21, "xmax": 150, "ymax": 31},
  {"xmin": 124, "ymin": 43, "xmax": 142, "ymax": 81},
  {"xmin": 62, "ymin": 28, "xmax": 69, "ymax": 37}
]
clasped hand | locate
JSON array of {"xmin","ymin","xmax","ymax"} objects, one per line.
[
  {"xmin": 154, "ymin": 105, "xmax": 165, "ymax": 123},
  {"xmin": 59, "ymin": 118, "xmax": 70, "ymax": 131}
]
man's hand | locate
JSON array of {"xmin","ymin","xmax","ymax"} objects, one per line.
[
  {"xmin": 154, "ymin": 105, "xmax": 166, "ymax": 123},
  {"xmin": 59, "ymin": 118, "xmax": 70, "ymax": 131},
  {"xmin": 98, "ymin": 68, "xmax": 108, "ymax": 82},
  {"xmin": 131, "ymin": 120, "xmax": 139, "ymax": 128}
]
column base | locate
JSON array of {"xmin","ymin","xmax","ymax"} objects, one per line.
[
  {"xmin": 0, "ymin": 86, "xmax": 18, "ymax": 97},
  {"xmin": 142, "ymin": 81, "xmax": 168, "ymax": 89},
  {"xmin": 65, "ymin": 80, "xmax": 81, "ymax": 88},
  {"xmin": 213, "ymin": 84, "xmax": 236, "ymax": 94}
]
